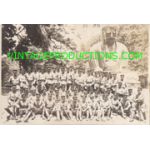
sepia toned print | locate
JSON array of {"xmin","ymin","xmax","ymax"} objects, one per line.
[{"xmin": 0, "ymin": 24, "xmax": 149, "ymax": 124}]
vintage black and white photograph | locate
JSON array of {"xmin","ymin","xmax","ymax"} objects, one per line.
[{"xmin": 1, "ymin": 24, "xmax": 149, "ymax": 124}]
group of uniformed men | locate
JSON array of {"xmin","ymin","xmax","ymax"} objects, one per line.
[{"xmin": 5, "ymin": 65, "xmax": 146, "ymax": 123}]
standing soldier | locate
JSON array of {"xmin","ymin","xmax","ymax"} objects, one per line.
[
  {"xmin": 25, "ymin": 68, "xmax": 34, "ymax": 89},
  {"xmin": 18, "ymin": 68, "xmax": 28, "ymax": 93},
  {"xmin": 119, "ymin": 74, "xmax": 127, "ymax": 89},
  {"xmin": 85, "ymin": 95, "xmax": 93, "ymax": 120},
  {"xmin": 75, "ymin": 99, "xmax": 82, "ymax": 121},
  {"xmin": 93, "ymin": 71, "xmax": 100, "ymax": 93},
  {"xmin": 86, "ymin": 70, "xmax": 94, "ymax": 92},
  {"xmin": 124, "ymin": 89, "xmax": 135, "ymax": 121},
  {"xmin": 135, "ymin": 87, "xmax": 146, "ymax": 121},
  {"xmin": 55, "ymin": 67, "xmax": 61, "ymax": 89},
  {"xmin": 8, "ymin": 69, "xmax": 20, "ymax": 91},
  {"xmin": 81, "ymin": 96, "xmax": 87, "ymax": 120},
  {"xmin": 66, "ymin": 67, "xmax": 72, "ymax": 91},
  {"xmin": 60, "ymin": 67, "xmax": 67, "ymax": 90}
]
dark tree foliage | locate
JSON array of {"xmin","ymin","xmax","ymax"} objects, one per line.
[
  {"xmin": 22, "ymin": 24, "xmax": 48, "ymax": 50},
  {"xmin": 2, "ymin": 24, "xmax": 17, "ymax": 54},
  {"xmin": 2, "ymin": 24, "xmax": 76, "ymax": 71},
  {"xmin": 22, "ymin": 24, "xmax": 75, "ymax": 51},
  {"xmin": 15, "ymin": 37, "xmax": 31, "ymax": 70}
]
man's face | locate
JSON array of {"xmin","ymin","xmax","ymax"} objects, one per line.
[
  {"xmin": 12, "ymin": 87, "xmax": 16, "ymax": 93},
  {"xmin": 62, "ymin": 96, "xmax": 65, "ymax": 101},
  {"xmin": 33, "ymin": 68, "xmax": 36, "ymax": 73},
  {"xmin": 22, "ymin": 94, "xmax": 27, "ymax": 101},
  {"xmin": 120, "ymin": 75, "xmax": 124, "ymax": 81},
  {"xmin": 62, "ymin": 69, "xmax": 65, "ymax": 73},
  {"xmin": 48, "ymin": 96, "xmax": 52, "ymax": 101},
  {"xmin": 118, "ymin": 82, "xmax": 122, "ymax": 88},
  {"xmin": 20, "ymin": 69, "xmax": 25, "ymax": 75},
  {"xmin": 137, "ymin": 88, "xmax": 142, "ymax": 93},
  {"xmin": 107, "ymin": 90, "xmax": 111, "ymax": 94},
  {"xmin": 13, "ymin": 70, "xmax": 17, "ymax": 76},
  {"xmin": 31, "ymin": 91, "xmax": 36, "ymax": 96},
  {"xmin": 36, "ymin": 95, "xmax": 40, "ymax": 100},
  {"xmin": 28, "ymin": 68, "xmax": 31, "ymax": 73},
  {"xmin": 113, "ymin": 74, "xmax": 117, "ymax": 79},
  {"xmin": 78, "ymin": 71, "xmax": 81, "ymax": 76},
  {"xmin": 128, "ymin": 89, "xmax": 133, "ymax": 95},
  {"xmin": 104, "ymin": 27, "xmax": 116, "ymax": 46}
]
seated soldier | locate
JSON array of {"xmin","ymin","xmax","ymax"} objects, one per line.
[
  {"xmin": 18, "ymin": 93, "xmax": 29, "ymax": 122},
  {"xmin": 111, "ymin": 94, "xmax": 125, "ymax": 118},
  {"xmin": 92, "ymin": 94, "xmax": 100, "ymax": 120},
  {"xmin": 5, "ymin": 85, "xmax": 21, "ymax": 121},
  {"xmin": 30, "ymin": 92, "xmax": 45, "ymax": 120},
  {"xmin": 61, "ymin": 97, "xmax": 73, "ymax": 120},
  {"xmin": 52, "ymin": 99, "xmax": 63, "ymax": 121},
  {"xmin": 43, "ymin": 94, "xmax": 55, "ymax": 121},
  {"xmin": 101, "ymin": 94, "xmax": 112, "ymax": 121}
]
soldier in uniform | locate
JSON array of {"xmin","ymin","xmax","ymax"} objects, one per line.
[
  {"xmin": 60, "ymin": 67, "xmax": 67, "ymax": 90},
  {"xmin": 18, "ymin": 92, "xmax": 29, "ymax": 122},
  {"xmin": 85, "ymin": 95, "xmax": 93, "ymax": 120},
  {"xmin": 124, "ymin": 89, "xmax": 135, "ymax": 121},
  {"xmin": 111, "ymin": 94, "xmax": 125, "ymax": 118},
  {"xmin": 18, "ymin": 68, "xmax": 28, "ymax": 93},
  {"xmin": 101, "ymin": 94, "xmax": 112, "ymax": 121},
  {"xmin": 64, "ymin": 99, "xmax": 73, "ymax": 120},
  {"xmin": 43, "ymin": 92, "xmax": 54, "ymax": 121},
  {"xmin": 31, "ymin": 92, "xmax": 45, "ymax": 120},
  {"xmin": 81, "ymin": 96, "xmax": 88, "ymax": 120},
  {"xmin": 55, "ymin": 67, "xmax": 61, "ymax": 89},
  {"xmin": 53, "ymin": 99, "xmax": 62, "ymax": 121},
  {"xmin": 135, "ymin": 87, "xmax": 146, "ymax": 121},
  {"xmin": 5, "ymin": 85, "xmax": 21, "ymax": 120},
  {"xmin": 25, "ymin": 68, "xmax": 35, "ymax": 89},
  {"xmin": 8, "ymin": 69, "xmax": 20, "ymax": 91},
  {"xmin": 75, "ymin": 99, "xmax": 82, "ymax": 121},
  {"xmin": 66, "ymin": 67, "xmax": 71, "ymax": 91},
  {"xmin": 86, "ymin": 70, "xmax": 94, "ymax": 92}
]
